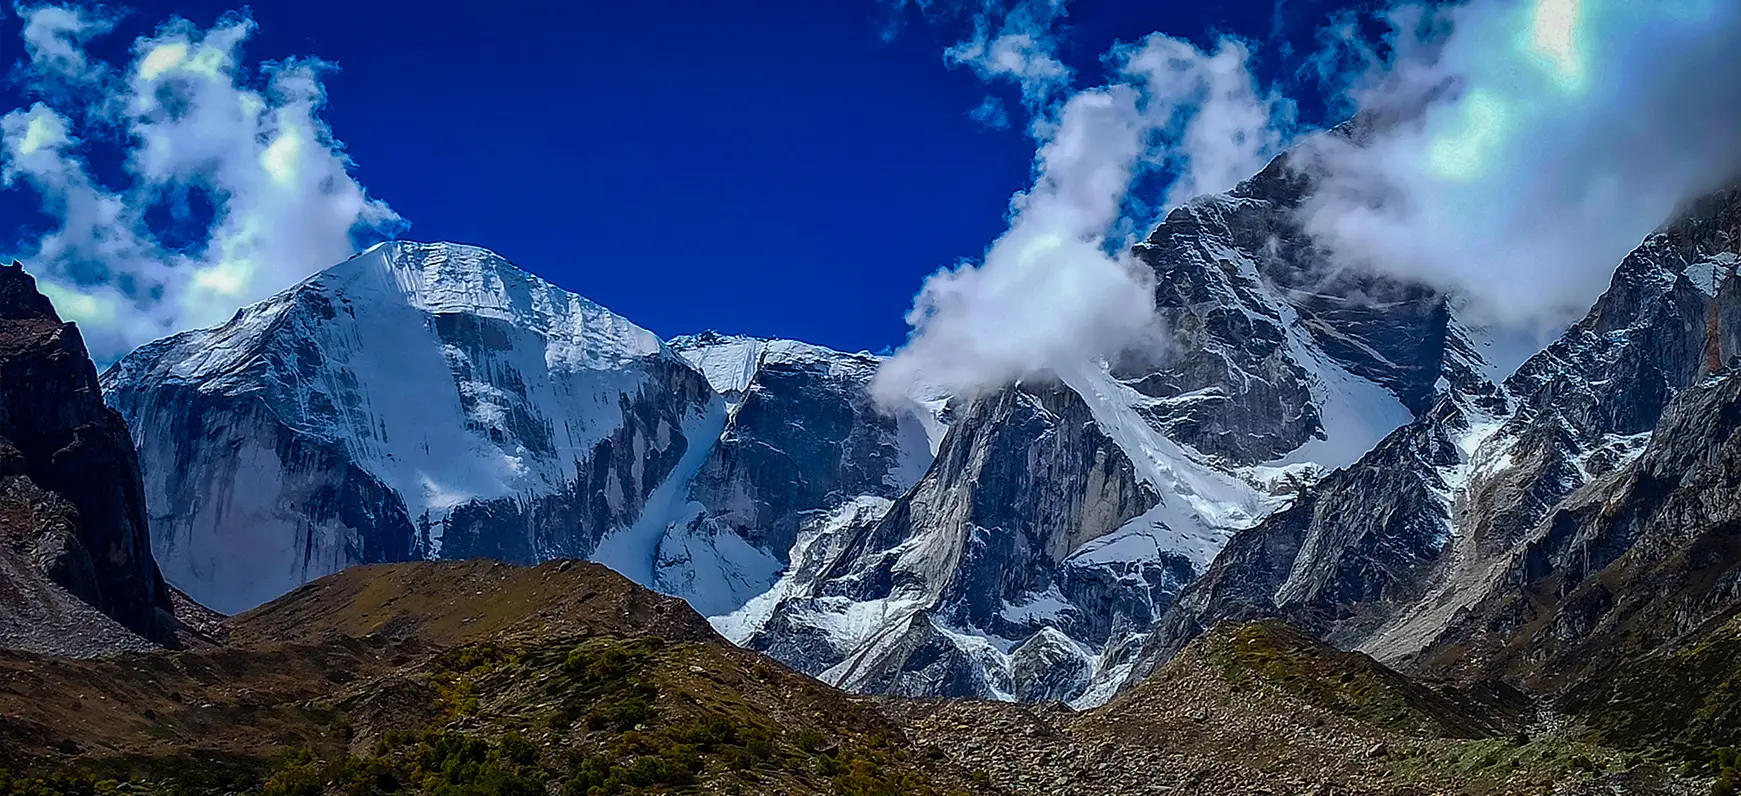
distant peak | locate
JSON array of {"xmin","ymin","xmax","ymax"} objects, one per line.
[{"xmin": 670, "ymin": 330, "xmax": 760, "ymax": 348}]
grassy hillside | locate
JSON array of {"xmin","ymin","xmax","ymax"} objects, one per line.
[{"xmin": 0, "ymin": 561, "xmax": 990, "ymax": 796}]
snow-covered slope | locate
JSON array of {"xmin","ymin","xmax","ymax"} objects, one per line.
[
  {"xmin": 102, "ymin": 241, "xmax": 718, "ymax": 613},
  {"xmin": 101, "ymin": 267, "xmax": 946, "ymax": 620}
]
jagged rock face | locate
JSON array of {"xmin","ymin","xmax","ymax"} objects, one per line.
[
  {"xmin": 102, "ymin": 242, "xmax": 718, "ymax": 614},
  {"xmin": 723, "ymin": 151, "xmax": 1507, "ymax": 705},
  {"xmin": 730, "ymin": 383, "xmax": 1200, "ymax": 702},
  {"xmin": 1129, "ymin": 407, "xmax": 1468, "ymax": 678},
  {"xmin": 677, "ymin": 334, "xmax": 934, "ymax": 556},
  {"xmin": 653, "ymin": 334, "xmax": 939, "ymax": 615},
  {"xmin": 1128, "ymin": 184, "xmax": 1741, "ymax": 687},
  {"xmin": 1128, "ymin": 155, "xmax": 1493, "ymax": 465},
  {"xmin": 1455, "ymin": 188, "xmax": 1741, "ymax": 557},
  {"xmin": 0, "ymin": 263, "xmax": 174, "ymax": 653}
]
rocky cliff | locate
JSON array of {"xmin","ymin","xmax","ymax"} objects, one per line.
[
  {"xmin": 0, "ymin": 262, "xmax": 174, "ymax": 655},
  {"xmin": 654, "ymin": 333, "xmax": 942, "ymax": 616}
]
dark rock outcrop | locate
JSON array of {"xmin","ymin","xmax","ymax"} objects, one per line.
[
  {"xmin": 655, "ymin": 334, "xmax": 939, "ymax": 615},
  {"xmin": 738, "ymin": 382, "xmax": 1185, "ymax": 701},
  {"xmin": 0, "ymin": 262, "xmax": 174, "ymax": 653},
  {"xmin": 1128, "ymin": 152, "xmax": 1494, "ymax": 465},
  {"xmin": 674, "ymin": 333, "xmax": 931, "ymax": 561}
]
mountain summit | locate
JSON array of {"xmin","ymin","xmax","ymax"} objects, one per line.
[{"xmin": 103, "ymin": 241, "xmax": 718, "ymax": 614}]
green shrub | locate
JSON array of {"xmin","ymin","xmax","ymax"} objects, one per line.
[
  {"xmin": 0, "ymin": 768, "xmax": 100, "ymax": 796},
  {"xmin": 791, "ymin": 729, "xmax": 828, "ymax": 754},
  {"xmin": 260, "ymin": 755, "xmax": 323, "ymax": 796},
  {"xmin": 672, "ymin": 715, "xmax": 739, "ymax": 749},
  {"xmin": 585, "ymin": 694, "xmax": 655, "ymax": 731},
  {"xmin": 562, "ymin": 643, "xmax": 647, "ymax": 686},
  {"xmin": 437, "ymin": 645, "xmax": 514, "ymax": 676}
]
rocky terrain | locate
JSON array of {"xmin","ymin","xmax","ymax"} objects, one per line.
[
  {"xmin": 0, "ymin": 289, "xmax": 1729, "ymax": 791},
  {"xmin": 894, "ymin": 622, "xmax": 1702, "ymax": 796},
  {"xmin": 0, "ymin": 560, "xmax": 998, "ymax": 796}
]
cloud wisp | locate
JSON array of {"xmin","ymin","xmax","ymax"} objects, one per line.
[
  {"xmin": 874, "ymin": 0, "xmax": 1293, "ymax": 403},
  {"xmin": 1, "ymin": 5, "xmax": 401, "ymax": 361},
  {"xmin": 880, "ymin": 0, "xmax": 1741, "ymax": 402},
  {"xmin": 1297, "ymin": 0, "xmax": 1741, "ymax": 330}
]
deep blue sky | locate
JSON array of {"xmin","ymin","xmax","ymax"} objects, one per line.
[{"xmin": 0, "ymin": 0, "xmax": 1353, "ymax": 354}]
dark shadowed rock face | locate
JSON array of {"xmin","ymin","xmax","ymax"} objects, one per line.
[
  {"xmin": 672, "ymin": 335, "xmax": 934, "ymax": 554},
  {"xmin": 1427, "ymin": 368, "xmax": 1741, "ymax": 693},
  {"xmin": 0, "ymin": 262, "xmax": 174, "ymax": 653},
  {"xmin": 654, "ymin": 333, "xmax": 941, "ymax": 617},
  {"xmin": 1127, "ymin": 154, "xmax": 1494, "ymax": 465},
  {"xmin": 1128, "ymin": 406, "xmax": 1468, "ymax": 679}
]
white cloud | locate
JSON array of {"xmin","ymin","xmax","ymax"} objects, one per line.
[
  {"xmin": 1295, "ymin": 0, "xmax": 1741, "ymax": 329},
  {"xmin": 1121, "ymin": 35, "xmax": 1294, "ymax": 208},
  {"xmin": 885, "ymin": 0, "xmax": 1741, "ymax": 400},
  {"xmin": 1, "ymin": 6, "xmax": 401, "ymax": 361},
  {"xmin": 944, "ymin": 0, "xmax": 1071, "ymax": 113},
  {"xmin": 16, "ymin": 3, "xmax": 113, "ymax": 87},
  {"xmin": 876, "ymin": 15, "xmax": 1296, "ymax": 403},
  {"xmin": 968, "ymin": 96, "xmax": 1011, "ymax": 129},
  {"xmin": 874, "ymin": 85, "xmax": 1160, "ymax": 404}
]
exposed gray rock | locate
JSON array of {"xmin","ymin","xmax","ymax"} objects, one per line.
[
  {"xmin": 1128, "ymin": 152, "xmax": 1496, "ymax": 465},
  {"xmin": 674, "ymin": 333, "xmax": 934, "ymax": 558},
  {"xmin": 733, "ymin": 145, "xmax": 1502, "ymax": 704}
]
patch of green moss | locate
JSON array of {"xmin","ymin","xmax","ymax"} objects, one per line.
[
  {"xmin": 430, "ymin": 643, "xmax": 520, "ymax": 719},
  {"xmin": 1391, "ymin": 736, "xmax": 1628, "ymax": 793},
  {"xmin": 0, "ymin": 753, "xmax": 268, "ymax": 796}
]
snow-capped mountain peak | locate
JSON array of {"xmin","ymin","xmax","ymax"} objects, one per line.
[{"xmin": 102, "ymin": 240, "xmax": 715, "ymax": 614}]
